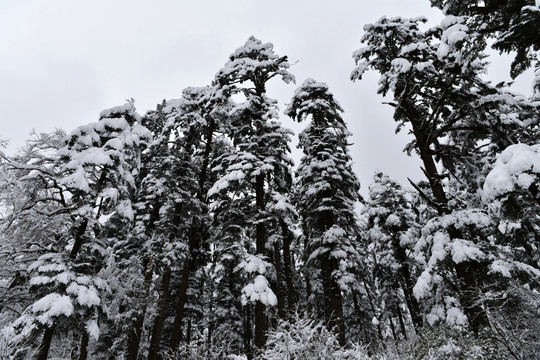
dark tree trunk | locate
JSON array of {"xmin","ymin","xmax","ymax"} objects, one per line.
[
  {"xmin": 254, "ymin": 173, "xmax": 267, "ymax": 349},
  {"xmin": 169, "ymin": 226, "xmax": 199, "ymax": 352},
  {"xmin": 321, "ymin": 254, "xmax": 346, "ymax": 346},
  {"xmin": 389, "ymin": 315, "xmax": 397, "ymax": 341},
  {"xmin": 78, "ymin": 332, "xmax": 89, "ymax": 360},
  {"xmin": 36, "ymin": 326, "xmax": 54, "ymax": 360},
  {"xmin": 396, "ymin": 306, "xmax": 408, "ymax": 340},
  {"xmin": 126, "ymin": 257, "xmax": 154, "ymax": 360},
  {"xmin": 273, "ymin": 241, "xmax": 286, "ymax": 319},
  {"xmin": 392, "ymin": 236, "xmax": 423, "ymax": 332},
  {"xmin": 281, "ymin": 220, "xmax": 296, "ymax": 314},
  {"xmin": 454, "ymin": 261, "xmax": 489, "ymax": 333},
  {"xmin": 244, "ymin": 304, "xmax": 253, "ymax": 360},
  {"xmin": 70, "ymin": 219, "xmax": 89, "ymax": 259},
  {"xmin": 147, "ymin": 267, "xmax": 172, "ymax": 360},
  {"xmin": 186, "ymin": 319, "xmax": 192, "ymax": 344},
  {"xmin": 364, "ymin": 279, "xmax": 384, "ymax": 341}
]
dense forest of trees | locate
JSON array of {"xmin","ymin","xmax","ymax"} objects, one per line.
[{"xmin": 1, "ymin": 1, "xmax": 539, "ymax": 359}]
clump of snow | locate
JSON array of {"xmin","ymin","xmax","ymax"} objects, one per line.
[
  {"xmin": 86, "ymin": 319, "xmax": 100, "ymax": 340},
  {"xmin": 66, "ymin": 283, "xmax": 101, "ymax": 307},
  {"xmin": 483, "ymin": 144, "xmax": 540, "ymax": 200},
  {"xmin": 33, "ymin": 294, "xmax": 74, "ymax": 325},
  {"xmin": 437, "ymin": 16, "xmax": 469, "ymax": 62},
  {"xmin": 238, "ymin": 254, "xmax": 270, "ymax": 275},
  {"xmin": 413, "ymin": 270, "xmax": 432, "ymax": 299},
  {"xmin": 446, "ymin": 307, "xmax": 468, "ymax": 327},
  {"xmin": 489, "ymin": 260, "xmax": 513, "ymax": 278},
  {"xmin": 451, "ymin": 239, "xmax": 486, "ymax": 264},
  {"xmin": 241, "ymin": 275, "xmax": 278, "ymax": 306},
  {"xmin": 385, "ymin": 214, "xmax": 401, "ymax": 227}
]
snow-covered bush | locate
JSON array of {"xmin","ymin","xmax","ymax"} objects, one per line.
[
  {"xmin": 259, "ymin": 315, "xmax": 371, "ymax": 360},
  {"xmin": 398, "ymin": 326, "xmax": 505, "ymax": 360}
]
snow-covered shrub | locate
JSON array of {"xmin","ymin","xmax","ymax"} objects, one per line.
[
  {"xmin": 259, "ymin": 315, "xmax": 371, "ymax": 360},
  {"xmin": 398, "ymin": 326, "xmax": 505, "ymax": 360}
]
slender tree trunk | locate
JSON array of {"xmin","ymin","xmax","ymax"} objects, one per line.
[
  {"xmin": 281, "ymin": 220, "xmax": 296, "ymax": 314},
  {"xmin": 36, "ymin": 326, "xmax": 54, "ymax": 360},
  {"xmin": 396, "ymin": 306, "xmax": 407, "ymax": 340},
  {"xmin": 70, "ymin": 219, "xmax": 89, "ymax": 259},
  {"xmin": 254, "ymin": 173, "xmax": 267, "ymax": 348},
  {"xmin": 147, "ymin": 267, "xmax": 172, "ymax": 360},
  {"xmin": 273, "ymin": 241, "xmax": 286, "ymax": 318},
  {"xmin": 389, "ymin": 316, "xmax": 397, "ymax": 341},
  {"xmin": 126, "ymin": 257, "xmax": 154, "ymax": 360},
  {"xmin": 78, "ymin": 332, "xmax": 89, "ymax": 360},
  {"xmin": 392, "ymin": 236, "xmax": 423, "ymax": 332},
  {"xmin": 364, "ymin": 279, "xmax": 384, "ymax": 341},
  {"xmin": 186, "ymin": 319, "xmax": 192, "ymax": 344},
  {"xmin": 169, "ymin": 226, "xmax": 198, "ymax": 352},
  {"xmin": 244, "ymin": 304, "xmax": 253, "ymax": 360}
]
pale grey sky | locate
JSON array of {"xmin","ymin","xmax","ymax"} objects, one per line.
[{"xmin": 0, "ymin": 1, "xmax": 533, "ymax": 194}]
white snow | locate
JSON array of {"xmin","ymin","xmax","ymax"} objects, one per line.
[
  {"xmin": 66, "ymin": 283, "xmax": 101, "ymax": 307},
  {"xmin": 446, "ymin": 307, "xmax": 468, "ymax": 327},
  {"xmin": 33, "ymin": 294, "xmax": 74, "ymax": 325},
  {"xmin": 86, "ymin": 319, "xmax": 100, "ymax": 340},
  {"xmin": 241, "ymin": 275, "xmax": 278, "ymax": 306},
  {"xmin": 451, "ymin": 239, "xmax": 486, "ymax": 264},
  {"xmin": 483, "ymin": 144, "xmax": 540, "ymax": 200}
]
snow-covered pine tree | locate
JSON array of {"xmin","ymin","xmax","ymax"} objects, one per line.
[
  {"xmin": 352, "ymin": 14, "xmax": 540, "ymax": 342},
  {"xmin": 286, "ymin": 78, "xmax": 361, "ymax": 346},
  {"xmin": 362, "ymin": 172, "xmax": 422, "ymax": 341},
  {"xmin": 209, "ymin": 36, "xmax": 295, "ymax": 352}
]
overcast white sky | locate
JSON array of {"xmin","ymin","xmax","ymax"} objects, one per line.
[{"xmin": 0, "ymin": 1, "xmax": 534, "ymax": 195}]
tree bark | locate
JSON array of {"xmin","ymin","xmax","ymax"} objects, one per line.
[
  {"xmin": 321, "ymin": 255, "xmax": 346, "ymax": 346},
  {"xmin": 281, "ymin": 220, "xmax": 296, "ymax": 314},
  {"xmin": 273, "ymin": 241, "xmax": 286, "ymax": 319},
  {"xmin": 36, "ymin": 326, "xmax": 54, "ymax": 360},
  {"xmin": 147, "ymin": 267, "xmax": 172, "ymax": 360},
  {"xmin": 169, "ymin": 225, "xmax": 199, "ymax": 352},
  {"xmin": 244, "ymin": 304, "xmax": 253, "ymax": 360},
  {"xmin": 126, "ymin": 257, "xmax": 154, "ymax": 360},
  {"xmin": 254, "ymin": 173, "xmax": 267, "ymax": 349},
  {"xmin": 392, "ymin": 235, "xmax": 423, "ymax": 332},
  {"xmin": 78, "ymin": 332, "xmax": 89, "ymax": 360},
  {"xmin": 396, "ymin": 305, "xmax": 407, "ymax": 340}
]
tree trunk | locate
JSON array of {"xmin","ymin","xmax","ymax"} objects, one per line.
[
  {"xmin": 321, "ymin": 254, "xmax": 346, "ymax": 346},
  {"xmin": 281, "ymin": 220, "xmax": 296, "ymax": 314},
  {"xmin": 126, "ymin": 257, "xmax": 154, "ymax": 360},
  {"xmin": 70, "ymin": 219, "xmax": 89, "ymax": 259},
  {"xmin": 78, "ymin": 332, "xmax": 89, "ymax": 360},
  {"xmin": 396, "ymin": 306, "xmax": 407, "ymax": 340},
  {"xmin": 244, "ymin": 304, "xmax": 253, "ymax": 360},
  {"xmin": 392, "ymin": 236, "xmax": 423, "ymax": 332},
  {"xmin": 147, "ymin": 267, "xmax": 172, "ymax": 360},
  {"xmin": 169, "ymin": 225, "xmax": 199, "ymax": 352},
  {"xmin": 254, "ymin": 173, "xmax": 267, "ymax": 349},
  {"xmin": 36, "ymin": 326, "xmax": 54, "ymax": 360},
  {"xmin": 454, "ymin": 261, "xmax": 489, "ymax": 333},
  {"xmin": 273, "ymin": 241, "xmax": 286, "ymax": 319},
  {"xmin": 364, "ymin": 279, "xmax": 384, "ymax": 341},
  {"xmin": 389, "ymin": 315, "xmax": 397, "ymax": 341}
]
